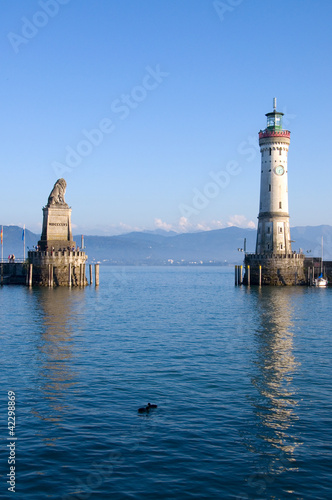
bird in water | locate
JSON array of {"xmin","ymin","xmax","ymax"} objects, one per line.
[{"xmin": 138, "ymin": 403, "xmax": 158, "ymax": 413}]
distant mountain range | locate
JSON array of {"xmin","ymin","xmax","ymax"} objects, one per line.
[{"xmin": 1, "ymin": 225, "xmax": 332, "ymax": 264}]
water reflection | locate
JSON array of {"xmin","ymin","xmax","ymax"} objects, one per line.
[
  {"xmin": 30, "ymin": 288, "xmax": 85, "ymax": 439},
  {"xmin": 243, "ymin": 287, "xmax": 304, "ymax": 496}
]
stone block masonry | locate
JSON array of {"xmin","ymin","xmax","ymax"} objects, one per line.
[
  {"xmin": 28, "ymin": 250, "xmax": 88, "ymax": 286},
  {"xmin": 243, "ymin": 253, "xmax": 306, "ymax": 286},
  {"xmin": 0, "ymin": 263, "xmax": 27, "ymax": 285}
]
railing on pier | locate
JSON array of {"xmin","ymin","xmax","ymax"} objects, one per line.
[
  {"xmin": 0, "ymin": 259, "xmax": 27, "ymax": 264},
  {"xmin": 245, "ymin": 253, "xmax": 305, "ymax": 260},
  {"xmin": 28, "ymin": 250, "xmax": 86, "ymax": 259}
]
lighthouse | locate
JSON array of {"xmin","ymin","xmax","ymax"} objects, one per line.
[
  {"xmin": 243, "ymin": 99, "xmax": 306, "ymax": 286},
  {"xmin": 256, "ymin": 98, "xmax": 292, "ymax": 255}
]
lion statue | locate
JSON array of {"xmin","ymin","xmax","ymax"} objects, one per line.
[{"xmin": 47, "ymin": 178, "xmax": 68, "ymax": 206}]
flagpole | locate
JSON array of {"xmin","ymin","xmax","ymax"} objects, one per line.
[{"xmin": 23, "ymin": 224, "xmax": 26, "ymax": 261}]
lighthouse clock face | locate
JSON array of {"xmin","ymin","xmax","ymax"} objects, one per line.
[{"xmin": 275, "ymin": 165, "xmax": 285, "ymax": 176}]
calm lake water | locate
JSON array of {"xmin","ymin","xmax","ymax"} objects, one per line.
[{"xmin": 0, "ymin": 267, "xmax": 331, "ymax": 499}]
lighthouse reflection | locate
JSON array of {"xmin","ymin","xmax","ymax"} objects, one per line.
[{"xmin": 244, "ymin": 287, "xmax": 303, "ymax": 489}]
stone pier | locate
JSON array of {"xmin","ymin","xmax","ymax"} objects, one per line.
[
  {"xmin": 28, "ymin": 249, "xmax": 88, "ymax": 286},
  {"xmin": 243, "ymin": 253, "xmax": 306, "ymax": 286}
]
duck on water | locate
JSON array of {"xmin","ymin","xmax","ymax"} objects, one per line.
[{"xmin": 138, "ymin": 403, "xmax": 158, "ymax": 413}]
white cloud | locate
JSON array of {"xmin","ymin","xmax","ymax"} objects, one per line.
[
  {"xmin": 154, "ymin": 218, "xmax": 173, "ymax": 231},
  {"xmin": 154, "ymin": 217, "xmax": 225, "ymax": 233},
  {"xmin": 227, "ymin": 215, "xmax": 256, "ymax": 229}
]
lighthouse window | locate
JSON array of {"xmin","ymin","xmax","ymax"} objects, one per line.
[
  {"xmin": 280, "ymin": 244, "xmax": 283, "ymax": 249},
  {"xmin": 279, "ymin": 202, "xmax": 282, "ymax": 209},
  {"xmin": 279, "ymin": 227, "xmax": 283, "ymax": 233},
  {"xmin": 269, "ymin": 148, "xmax": 271, "ymax": 155},
  {"xmin": 269, "ymin": 184, "xmax": 271, "ymax": 191},
  {"xmin": 267, "ymin": 227, "xmax": 270, "ymax": 234},
  {"xmin": 279, "ymin": 148, "xmax": 282, "ymax": 155}
]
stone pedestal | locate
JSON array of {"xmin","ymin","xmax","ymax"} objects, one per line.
[{"xmin": 39, "ymin": 205, "xmax": 75, "ymax": 251}]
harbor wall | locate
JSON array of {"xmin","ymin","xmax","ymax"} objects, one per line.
[
  {"xmin": 0, "ymin": 262, "xmax": 27, "ymax": 285},
  {"xmin": 243, "ymin": 253, "xmax": 306, "ymax": 286},
  {"xmin": 242, "ymin": 254, "xmax": 332, "ymax": 286},
  {"xmin": 28, "ymin": 250, "xmax": 88, "ymax": 286}
]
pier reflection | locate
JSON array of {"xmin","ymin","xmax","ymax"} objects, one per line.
[
  {"xmin": 243, "ymin": 287, "xmax": 303, "ymax": 495},
  {"xmin": 31, "ymin": 288, "xmax": 85, "ymax": 442}
]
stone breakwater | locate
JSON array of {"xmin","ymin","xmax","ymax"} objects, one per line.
[
  {"xmin": 1, "ymin": 252, "xmax": 100, "ymax": 287},
  {"xmin": 28, "ymin": 249, "xmax": 88, "ymax": 286},
  {"xmin": 241, "ymin": 254, "xmax": 332, "ymax": 286}
]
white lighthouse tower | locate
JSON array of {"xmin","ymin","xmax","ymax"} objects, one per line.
[
  {"xmin": 256, "ymin": 98, "xmax": 292, "ymax": 255},
  {"xmin": 243, "ymin": 99, "xmax": 305, "ymax": 285}
]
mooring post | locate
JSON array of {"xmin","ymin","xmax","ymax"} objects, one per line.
[
  {"xmin": 29, "ymin": 264, "xmax": 33, "ymax": 287},
  {"xmin": 259, "ymin": 265, "xmax": 262, "ymax": 287},
  {"xmin": 235, "ymin": 265, "xmax": 238, "ymax": 286},
  {"xmin": 247, "ymin": 265, "xmax": 250, "ymax": 286},
  {"xmin": 239, "ymin": 265, "xmax": 243, "ymax": 285},
  {"xmin": 95, "ymin": 263, "xmax": 100, "ymax": 287},
  {"xmin": 89, "ymin": 264, "xmax": 93, "ymax": 285},
  {"xmin": 49, "ymin": 264, "xmax": 53, "ymax": 287}
]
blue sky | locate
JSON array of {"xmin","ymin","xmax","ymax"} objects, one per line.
[{"xmin": 1, "ymin": 0, "xmax": 332, "ymax": 235}]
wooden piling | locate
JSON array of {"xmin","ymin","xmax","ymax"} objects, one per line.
[
  {"xmin": 237, "ymin": 265, "xmax": 243, "ymax": 285},
  {"xmin": 89, "ymin": 264, "xmax": 93, "ymax": 285},
  {"xmin": 259, "ymin": 265, "xmax": 262, "ymax": 287},
  {"xmin": 247, "ymin": 265, "xmax": 250, "ymax": 286},
  {"xmin": 28, "ymin": 264, "xmax": 33, "ymax": 287},
  {"xmin": 49, "ymin": 264, "xmax": 53, "ymax": 287},
  {"xmin": 95, "ymin": 263, "xmax": 100, "ymax": 287}
]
